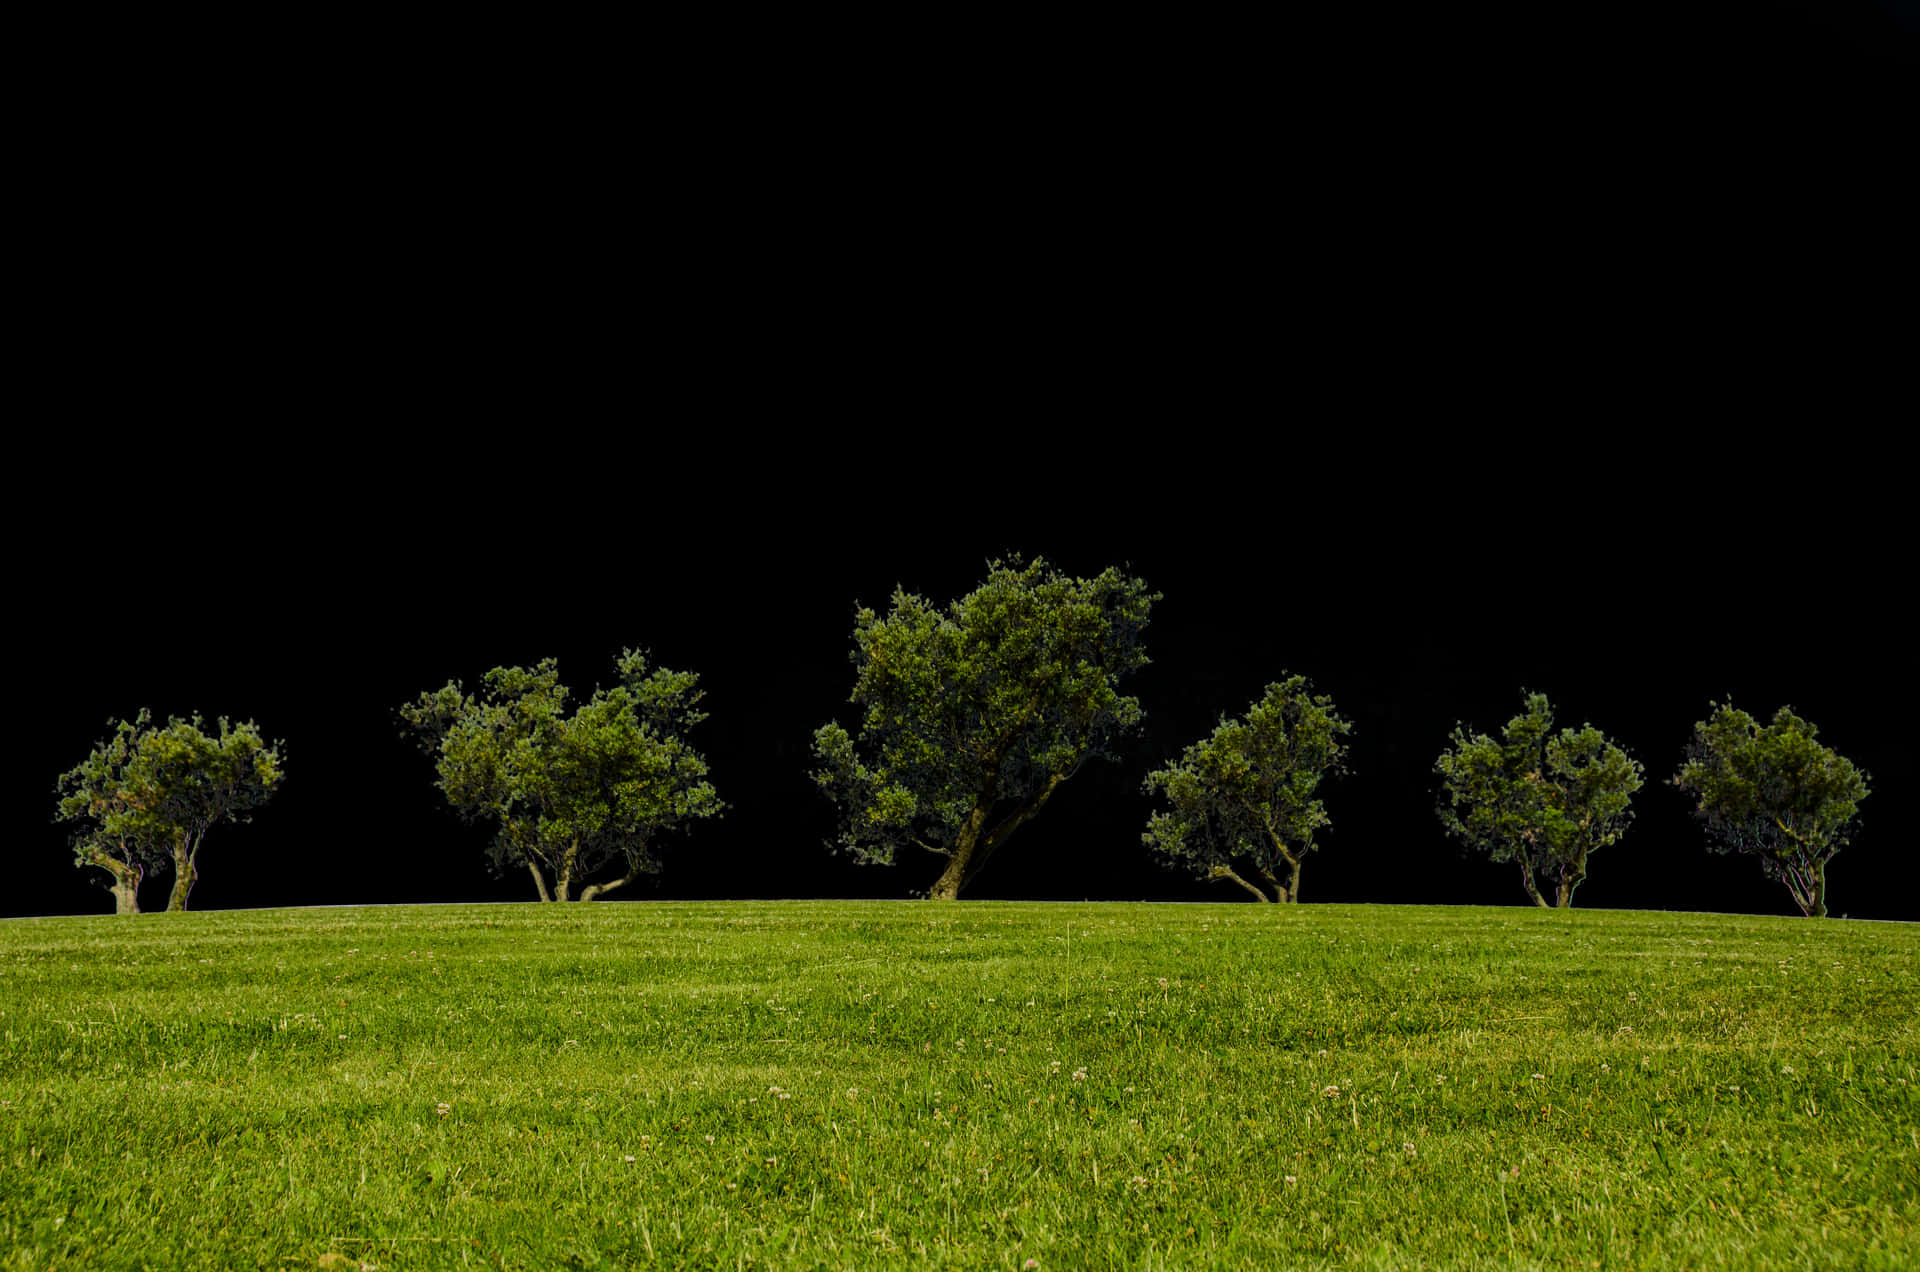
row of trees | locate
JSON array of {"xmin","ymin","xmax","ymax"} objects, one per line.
[{"xmin": 53, "ymin": 559, "xmax": 1872, "ymax": 918}]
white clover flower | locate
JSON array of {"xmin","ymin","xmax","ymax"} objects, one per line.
[
  {"xmin": 1403, "ymin": 1142, "xmax": 1417, "ymax": 1157},
  {"xmin": 1322, "ymin": 1085, "xmax": 1340, "ymax": 1098}
]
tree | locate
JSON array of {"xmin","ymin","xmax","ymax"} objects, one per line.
[
  {"xmin": 54, "ymin": 710, "xmax": 286, "ymax": 913},
  {"xmin": 812, "ymin": 556, "xmax": 1158, "ymax": 900},
  {"xmin": 1670, "ymin": 702, "xmax": 1869, "ymax": 918},
  {"xmin": 400, "ymin": 648, "xmax": 724, "ymax": 902},
  {"xmin": 54, "ymin": 712, "xmax": 169, "ymax": 914},
  {"xmin": 1142, "ymin": 676, "xmax": 1352, "ymax": 902},
  {"xmin": 1434, "ymin": 692, "xmax": 1642, "ymax": 908}
]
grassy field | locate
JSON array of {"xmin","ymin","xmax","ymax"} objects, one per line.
[{"xmin": 1, "ymin": 901, "xmax": 1914, "ymax": 1271}]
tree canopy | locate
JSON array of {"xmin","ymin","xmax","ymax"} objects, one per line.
[
  {"xmin": 1142, "ymin": 675, "xmax": 1352, "ymax": 902},
  {"xmin": 54, "ymin": 710, "xmax": 286, "ymax": 913},
  {"xmin": 400, "ymin": 649, "xmax": 724, "ymax": 902},
  {"xmin": 811, "ymin": 556, "xmax": 1158, "ymax": 899},
  {"xmin": 1670, "ymin": 702, "xmax": 1869, "ymax": 918},
  {"xmin": 1434, "ymin": 691, "xmax": 1642, "ymax": 908}
]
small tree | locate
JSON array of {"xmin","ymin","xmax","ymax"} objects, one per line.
[
  {"xmin": 812, "ymin": 556, "xmax": 1157, "ymax": 899},
  {"xmin": 55, "ymin": 712, "xmax": 168, "ymax": 914},
  {"xmin": 54, "ymin": 710, "xmax": 286, "ymax": 913},
  {"xmin": 1434, "ymin": 691, "xmax": 1642, "ymax": 908},
  {"xmin": 1670, "ymin": 702, "xmax": 1869, "ymax": 918},
  {"xmin": 400, "ymin": 649, "xmax": 724, "ymax": 901},
  {"xmin": 1142, "ymin": 676, "xmax": 1352, "ymax": 902}
]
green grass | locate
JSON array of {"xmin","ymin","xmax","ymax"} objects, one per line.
[{"xmin": 1, "ymin": 901, "xmax": 1915, "ymax": 1271}]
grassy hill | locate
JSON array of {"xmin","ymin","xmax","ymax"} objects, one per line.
[{"xmin": 2, "ymin": 901, "xmax": 1914, "ymax": 1269}]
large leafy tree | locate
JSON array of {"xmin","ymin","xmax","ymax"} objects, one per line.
[
  {"xmin": 400, "ymin": 649, "xmax": 724, "ymax": 902},
  {"xmin": 1434, "ymin": 692, "xmax": 1642, "ymax": 908},
  {"xmin": 812, "ymin": 556, "xmax": 1158, "ymax": 899},
  {"xmin": 54, "ymin": 710, "xmax": 286, "ymax": 913},
  {"xmin": 1142, "ymin": 676, "xmax": 1352, "ymax": 902},
  {"xmin": 1670, "ymin": 702, "xmax": 1869, "ymax": 918}
]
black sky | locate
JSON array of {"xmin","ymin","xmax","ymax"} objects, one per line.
[{"xmin": 12, "ymin": 3, "xmax": 1912, "ymax": 920}]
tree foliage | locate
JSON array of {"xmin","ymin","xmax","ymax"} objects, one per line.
[
  {"xmin": 1142, "ymin": 676, "xmax": 1352, "ymax": 902},
  {"xmin": 1670, "ymin": 702, "xmax": 1868, "ymax": 918},
  {"xmin": 54, "ymin": 710, "xmax": 286, "ymax": 913},
  {"xmin": 400, "ymin": 649, "xmax": 724, "ymax": 902},
  {"xmin": 1434, "ymin": 692, "xmax": 1642, "ymax": 908},
  {"xmin": 812, "ymin": 556, "xmax": 1157, "ymax": 899}
]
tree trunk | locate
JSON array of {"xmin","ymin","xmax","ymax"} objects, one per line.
[
  {"xmin": 929, "ymin": 779, "xmax": 1002, "ymax": 900},
  {"xmin": 90, "ymin": 850, "xmax": 143, "ymax": 915},
  {"xmin": 528, "ymin": 860, "xmax": 554, "ymax": 903},
  {"xmin": 1554, "ymin": 853, "xmax": 1586, "ymax": 908},
  {"xmin": 555, "ymin": 838, "xmax": 577, "ymax": 903},
  {"xmin": 1806, "ymin": 857, "xmax": 1829, "ymax": 918},
  {"xmin": 580, "ymin": 861, "xmax": 643, "ymax": 903},
  {"xmin": 929, "ymin": 828, "xmax": 979, "ymax": 901},
  {"xmin": 1210, "ymin": 863, "xmax": 1271, "ymax": 902},
  {"xmin": 1255, "ymin": 818, "xmax": 1303, "ymax": 902},
  {"xmin": 1517, "ymin": 858, "xmax": 1548, "ymax": 908},
  {"xmin": 166, "ymin": 828, "xmax": 203, "ymax": 912},
  {"xmin": 1262, "ymin": 863, "xmax": 1300, "ymax": 904}
]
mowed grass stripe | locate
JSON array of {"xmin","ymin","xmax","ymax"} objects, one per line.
[{"xmin": 2, "ymin": 902, "xmax": 1915, "ymax": 1270}]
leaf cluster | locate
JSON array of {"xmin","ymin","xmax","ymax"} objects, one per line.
[
  {"xmin": 399, "ymin": 649, "xmax": 724, "ymax": 889},
  {"xmin": 811, "ymin": 557, "xmax": 1157, "ymax": 868},
  {"xmin": 1141, "ymin": 675, "xmax": 1352, "ymax": 889}
]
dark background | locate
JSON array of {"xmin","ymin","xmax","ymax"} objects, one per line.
[{"xmin": 11, "ymin": 2, "xmax": 1912, "ymax": 920}]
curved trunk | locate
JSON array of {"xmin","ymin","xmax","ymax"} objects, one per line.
[
  {"xmin": 1517, "ymin": 858, "xmax": 1548, "ymax": 908},
  {"xmin": 1210, "ymin": 863, "xmax": 1272, "ymax": 902},
  {"xmin": 91, "ymin": 850, "xmax": 143, "ymax": 915},
  {"xmin": 930, "ymin": 769, "xmax": 1063, "ymax": 900},
  {"xmin": 580, "ymin": 862, "xmax": 643, "ymax": 903},
  {"xmin": 527, "ymin": 860, "xmax": 555, "ymax": 903},
  {"xmin": 166, "ymin": 827, "xmax": 204, "ymax": 913},
  {"xmin": 930, "ymin": 808, "xmax": 989, "ymax": 901},
  {"xmin": 1554, "ymin": 853, "xmax": 1587, "ymax": 908}
]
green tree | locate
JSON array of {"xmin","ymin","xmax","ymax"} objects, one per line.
[
  {"xmin": 1671, "ymin": 702, "xmax": 1869, "ymax": 918},
  {"xmin": 1434, "ymin": 692, "xmax": 1642, "ymax": 908},
  {"xmin": 812, "ymin": 556, "xmax": 1158, "ymax": 900},
  {"xmin": 1142, "ymin": 676, "xmax": 1352, "ymax": 902},
  {"xmin": 54, "ymin": 710, "xmax": 286, "ymax": 913},
  {"xmin": 400, "ymin": 649, "xmax": 724, "ymax": 902}
]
